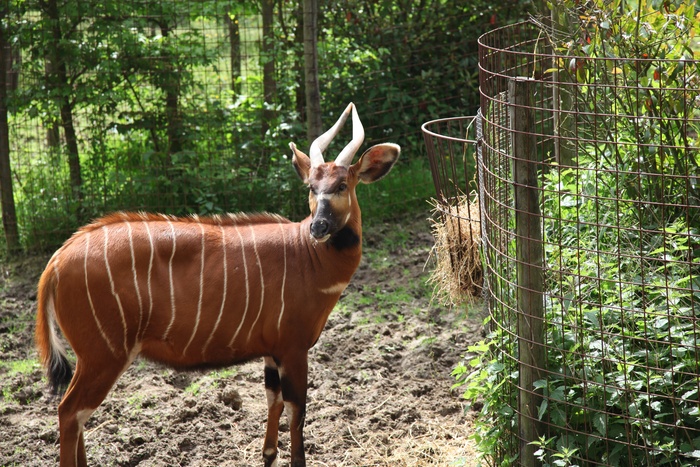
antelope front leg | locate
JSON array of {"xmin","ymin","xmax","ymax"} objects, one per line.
[
  {"xmin": 280, "ymin": 351, "xmax": 308, "ymax": 467},
  {"xmin": 263, "ymin": 357, "xmax": 284, "ymax": 467}
]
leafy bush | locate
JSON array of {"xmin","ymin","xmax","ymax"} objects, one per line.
[
  {"xmin": 458, "ymin": 154, "xmax": 700, "ymax": 466},
  {"xmin": 536, "ymin": 155, "xmax": 700, "ymax": 466},
  {"xmin": 456, "ymin": 1, "xmax": 700, "ymax": 465}
]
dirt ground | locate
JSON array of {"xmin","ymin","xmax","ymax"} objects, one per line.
[{"xmin": 0, "ymin": 216, "xmax": 482, "ymax": 467}]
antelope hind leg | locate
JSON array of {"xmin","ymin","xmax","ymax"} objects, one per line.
[{"xmin": 57, "ymin": 359, "xmax": 125, "ymax": 467}]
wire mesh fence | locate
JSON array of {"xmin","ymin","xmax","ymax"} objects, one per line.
[
  {"xmin": 433, "ymin": 20, "xmax": 700, "ymax": 466},
  {"xmin": 421, "ymin": 116, "xmax": 479, "ymax": 214},
  {"xmin": 421, "ymin": 116, "xmax": 482, "ymax": 303},
  {"xmin": 478, "ymin": 21, "xmax": 700, "ymax": 466},
  {"xmin": 1, "ymin": 1, "xmax": 528, "ymax": 252}
]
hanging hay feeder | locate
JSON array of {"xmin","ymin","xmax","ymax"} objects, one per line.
[
  {"xmin": 428, "ymin": 194, "xmax": 482, "ymax": 306},
  {"xmin": 422, "ymin": 116, "xmax": 482, "ymax": 306}
]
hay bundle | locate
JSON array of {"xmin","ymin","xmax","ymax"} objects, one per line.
[{"xmin": 428, "ymin": 194, "xmax": 482, "ymax": 305}]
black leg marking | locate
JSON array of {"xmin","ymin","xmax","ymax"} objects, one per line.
[
  {"xmin": 265, "ymin": 364, "xmax": 281, "ymax": 391},
  {"xmin": 263, "ymin": 358, "xmax": 284, "ymax": 466}
]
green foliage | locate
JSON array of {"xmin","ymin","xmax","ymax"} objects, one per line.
[
  {"xmin": 458, "ymin": 1, "xmax": 700, "ymax": 465},
  {"xmin": 4, "ymin": 0, "xmax": 529, "ymax": 251},
  {"xmin": 453, "ymin": 337, "xmax": 519, "ymax": 467},
  {"xmin": 320, "ymin": 0, "xmax": 526, "ymax": 157},
  {"xmin": 533, "ymin": 150, "xmax": 700, "ymax": 466},
  {"xmin": 555, "ymin": 0, "xmax": 700, "ymax": 224}
]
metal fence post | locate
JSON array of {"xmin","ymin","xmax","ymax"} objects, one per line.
[{"xmin": 508, "ymin": 77, "xmax": 545, "ymax": 467}]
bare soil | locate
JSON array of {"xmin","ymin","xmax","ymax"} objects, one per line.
[{"xmin": 0, "ymin": 217, "xmax": 482, "ymax": 467}]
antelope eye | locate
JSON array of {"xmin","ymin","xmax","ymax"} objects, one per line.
[
  {"xmin": 309, "ymin": 186, "xmax": 317, "ymax": 195},
  {"xmin": 338, "ymin": 183, "xmax": 347, "ymax": 193}
]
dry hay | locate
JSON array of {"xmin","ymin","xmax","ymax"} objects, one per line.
[
  {"xmin": 314, "ymin": 417, "xmax": 479, "ymax": 466},
  {"xmin": 428, "ymin": 194, "xmax": 482, "ymax": 306}
]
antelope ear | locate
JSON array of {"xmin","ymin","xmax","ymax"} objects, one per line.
[
  {"xmin": 352, "ymin": 143, "xmax": 400, "ymax": 184},
  {"xmin": 290, "ymin": 142, "xmax": 311, "ymax": 182}
]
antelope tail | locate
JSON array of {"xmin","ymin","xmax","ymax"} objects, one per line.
[{"xmin": 35, "ymin": 266, "xmax": 73, "ymax": 395}]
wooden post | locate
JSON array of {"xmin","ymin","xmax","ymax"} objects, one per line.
[
  {"xmin": 303, "ymin": 0, "xmax": 321, "ymax": 141},
  {"xmin": 509, "ymin": 77, "xmax": 545, "ymax": 467}
]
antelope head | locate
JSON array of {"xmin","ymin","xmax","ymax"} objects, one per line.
[{"xmin": 289, "ymin": 103, "xmax": 400, "ymax": 243}]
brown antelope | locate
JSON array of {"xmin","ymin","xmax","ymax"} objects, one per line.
[{"xmin": 35, "ymin": 102, "xmax": 400, "ymax": 467}]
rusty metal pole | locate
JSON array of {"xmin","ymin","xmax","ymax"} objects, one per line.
[{"xmin": 509, "ymin": 77, "xmax": 545, "ymax": 467}]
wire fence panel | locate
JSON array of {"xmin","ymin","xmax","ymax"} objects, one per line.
[
  {"xmin": 2, "ymin": 1, "xmax": 529, "ymax": 252},
  {"xmin": 477, "ymin": 21, "xmax": 700, "ymax": 466}
]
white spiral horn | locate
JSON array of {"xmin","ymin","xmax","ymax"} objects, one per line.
[
  {"xmin": 308, "ymin": 103, "xmax": 354, "ymax": 168},
  {"xmin": 334, "ymin": 103, "xmax": 364, "ymax": 168}
]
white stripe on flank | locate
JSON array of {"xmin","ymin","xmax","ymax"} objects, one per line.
[
  {"xmin": 162, "ymin": 220, "xmax": 178, "ymax": 340},
  {"xmin": 102, "ymin": 226, "xmax": 130, "ymax": 355},
  {"xmin": 246, "ymin": 224, "xmax": 265, "ymax": 343},
  {"xmin": 84, "ymin": 232, "xmax": 117, "ymax": 356},
  {"xmin": 202, "ymin": 225, "xmax": 228, "ymax": 356},
  {"xmin": 126, "ymin": 222, "xmax": 144, "ymax": 339},
  {"xmin": 276, "ymin": 222, "xmax": 287, "ymax": 333},
  {"xmin": 184, "ymin": 223, "xmax": 206, "ymax": 356},
  {"xmin": 228, "ymin": 225, "xmax": 250, "ymax": 348},
  {"xmin": 140, "ymin": 222, "xmax": 155, "ymax": 339},
  {"xmin": 320, "ymin": 282, "xmax": 349, "ymax": 295}
]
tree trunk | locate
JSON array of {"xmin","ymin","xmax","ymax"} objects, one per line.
[
  {"xmin": 226, "ymin": 9, "xmax": 241, "ymax": 95},
  {"xmin": 3, "ymin": 42, "xmax": 18, "ymax": 92},
  {"xmin": 303, "ymin": 0, "xmax": 321, "ymax": 141},
  {"xmin": 0, "ymin": 8, "xmax": 20, "ymax": 253},
  {"xmin": 294, "ymin": 1, "xmax": 305, "ymax": 122},
  {"xmin": 261, "ymin": 0, "xmax": 276, "ymax": 139},
  {"xmin": 159, "ymin": 22, "xmax": 182, "ymax": 162},
  {"xmin": 45, "ymin": 0, "xmax": 82, "ymax": 204},
  {"xmin": 44, "ymin": 58, "xmax": 60, "ymax": 147}
]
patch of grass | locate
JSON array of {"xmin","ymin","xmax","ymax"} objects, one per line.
[
  {"xmin": 209, "ymin": 368, "xmax": 237, "ymax": 379},
  {"xmin": 3, "ymin": 320, "xmax": 28, "ymax": 336},
  {"xmin": 1, "ymin": 387, "xmax": 16, "ymax": 404},
  {"xmin": 184, "ymin": 380, "xmax": 202, "ymax": 396},
  {"xmin": 2, "ymin": 358, "xmax": 40, "ymax": 376},
  {"xmin": 333, "ymin": 302, "xmax": 351, "ymax": 317},
  {"xmin": 126, "ymin": 394, "xmax": 146, "ymax": 413},
  {"xmin": 358, "ymin": 158, "xmax": 435, "ymax": 222},
  {"xmin": 419, "ymin": 336, "xmax": 437, "ymax": 347},
  {"xmin": 0, "ymin": 361, "xmax": 41, "ymax": 406},
  {"xmin": 208, "ymin": 368, "xmax": 237, "ymax": 389}
]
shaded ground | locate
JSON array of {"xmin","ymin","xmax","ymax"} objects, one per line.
[{"xmin": 0, "ymin": 216, "xmax": 482, "ymax": 466}]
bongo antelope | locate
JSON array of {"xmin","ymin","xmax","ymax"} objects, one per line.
[{"xmin": 35, "ymin": 103, "xmax": 400, "ymax": 467}]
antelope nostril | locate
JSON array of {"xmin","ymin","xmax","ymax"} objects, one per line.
[{"xmin": 311, "ymin": 219, "xmax": 330, "ymax": 238}]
